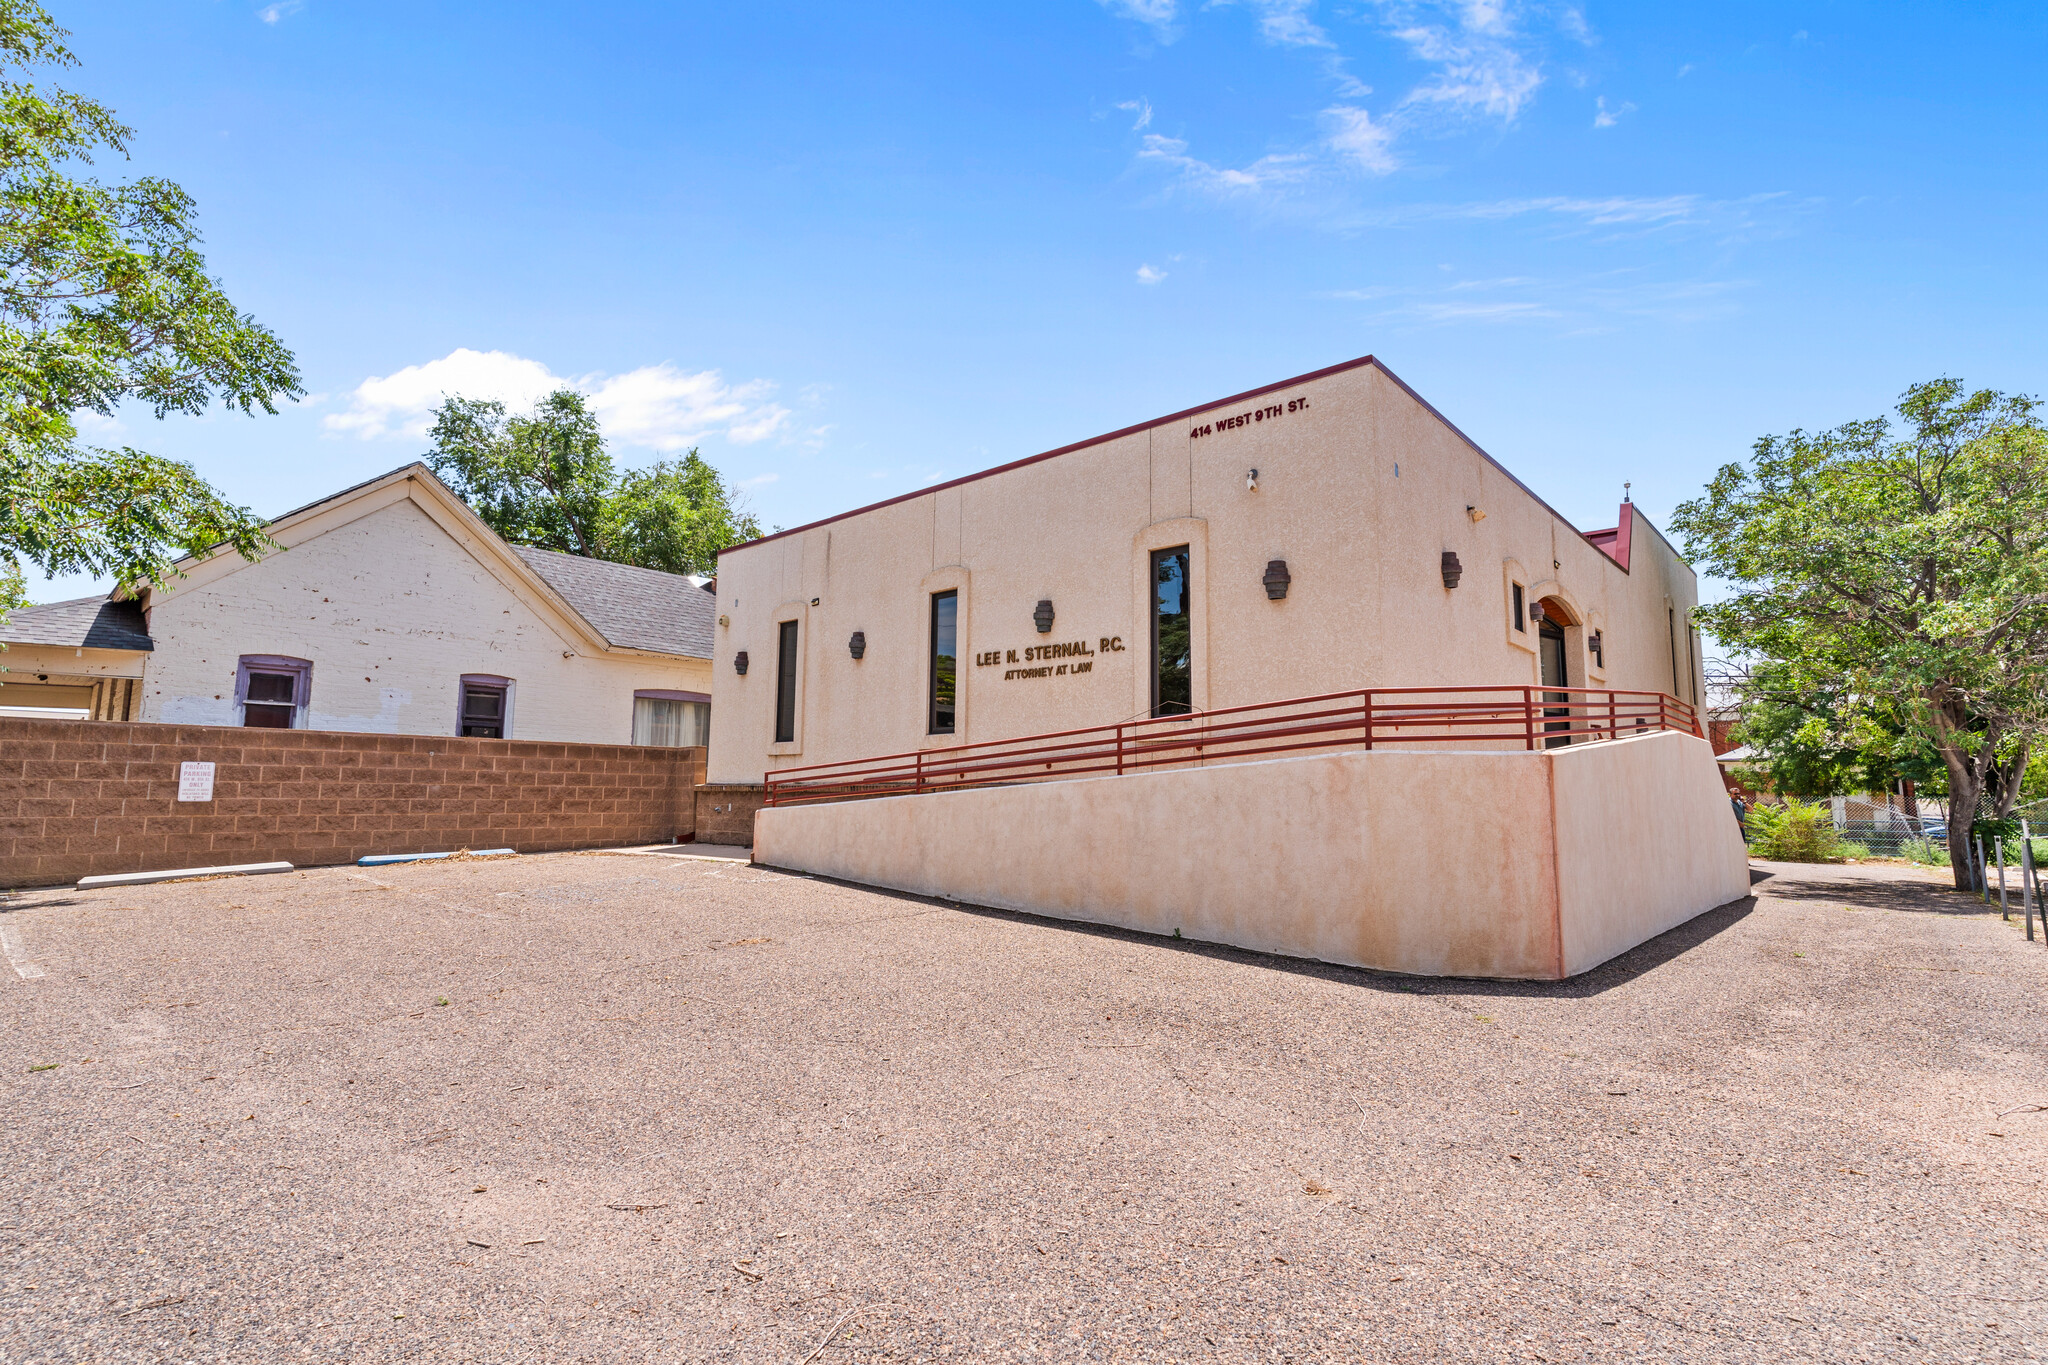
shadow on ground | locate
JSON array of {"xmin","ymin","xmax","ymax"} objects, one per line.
[
  {"xmin": 767, "ymin": 864, "xmax": 1762, "ymax": 1002},
  {"xmin": 1751, "ymin": 866, "xmax": 1992, "ymax": 918}
]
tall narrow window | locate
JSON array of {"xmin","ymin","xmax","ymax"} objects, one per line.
[
  {"xmin": 774, "ymin": 619, "xmax": 799, "ymax": 744},
  {"xmin": 236, "ymin": 655, "xmax": 311, "ymax": 729},
  {"xmin": 1512, "ymin": 583, "xmax": 1527, "ymax": 632},
  {"xmin": 1668, "ymin": 607, "xmax": 1680, "ymax": 698},
  {"xmin": 1152, "ymin": 545, "xmax": 1192, "ymax": 717},
  {"xmin": 459, "ymin": 675, "xmax": 512, "ymax": 739},
  {"xmin": 928, "ymin": 590, "xmax": 958, "ymax": 734},
  {"xmin": 1685, "ymin": 617, "xmax": 1699, "ymax": 705}
]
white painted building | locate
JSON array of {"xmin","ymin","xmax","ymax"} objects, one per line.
[{"xmin": 0, "ymin": 464, "xmax": 717, "ymax": 746}]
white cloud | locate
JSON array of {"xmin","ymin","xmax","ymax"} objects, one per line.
[
  {"xmin": 740, "ymin": 473, "xmax": 781, "ymax": 487},
  {"xmin": 1119, "ymin": 2, "xmax": 1585, "ymax": 207},
  {"xmin": 1137, "ymin": 133, "xmax": 1312, "ymax": 194},
  {"xmin": 1099, "ymin": 0, "xmax": 1178, "ymax": 37},
  {"xmin": 1592, "ymin": 95, "xmax": 1634, "ymax": 128},
  {"xmin": 1323, "ymin": 105, "xmax": 1399, "ymax": 174},
  {"xmin": 1391, "ymin": 13, "xmax": 1544, "ymax": 122},
  {"xmin": 324, "ymin": 347, "xmax": 792, "ymax": 451},
  {"xmin": 256, "ymin": 0, "xmax": 302, "ymax": 22},
  {"xmin": 1331, "ymin": 271, "xmax": 1751, "ymax": 329},
  {"xmin": 1136, "ymin": 264, "xmax": 1169, "ymax": 284},
  {"xmin": 1241, "ymin": 0, "xmax": 1331, "ymax": 48},
  {"xmin": 589, "ymin": 364, "xmax": 789, "ymax": 449},
  {"xmin": 1116, "ymin": 99, "xmax": 1154, "ymax": 131},
  {"xmin": 1406, "ymin": 299, "xmax": 1560, "ymax": 322},
  {"xmin": 1453, "ymin": 194, "xmax": 1703, "ymax": 225},
  {"xmin": 324, "ymin": 348, "xmax": 558, "ymax": 440}
]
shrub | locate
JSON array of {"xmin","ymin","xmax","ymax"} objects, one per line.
[
  {"xmin": 1898, "ymin": 837, "xmax": 1948, "ymax": 866},
  {"xmin": 1987, "ymin": 837, "xmax": 2048, "ymax": 868},
  {"xmin": 1746, "ymin": 798, "xmax": 1844, "ymax": 863}
]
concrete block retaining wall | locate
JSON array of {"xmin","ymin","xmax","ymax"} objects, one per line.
[
  {"xmin": 0, "ymin": 718, "xmax": 704, "ymax": 888},
  {"xmin": 693, "ymin": 784, "xmax": 767, "ymax": 847},
  {"xmin": 753, "ymin": 730, "xmax": 1751, "ymax": 980}
]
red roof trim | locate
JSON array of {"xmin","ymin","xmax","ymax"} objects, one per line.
[
  {"xmin": 720, "ymin": 354, "xmax": 1628, "ymax": 572},
  {"xmin": 1584, "ymin": 504, "xmax": 1633, "ymax": 570}
]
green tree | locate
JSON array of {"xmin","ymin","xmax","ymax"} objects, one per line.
[
  {"xmin": 424, "ymin": 390, "xmax": 613, "ymax": 558},
  {"xmin": 1673, "ymin": 379, "xmax": 2048, "ymax": 889},
  {"xmin": 0, "ymin": 1, "xmax": 296, "ymax": 616},
  {"xmin": 604, "ymin": 452, "xmax": 763, "ymax": 577},
  {"xmin": 425, "ymin": 388, "xmax": 762, "ymax": 575},
  {"xmin": 1722, "ymin": 656, "xmax": 1947, "ymax": 800}
]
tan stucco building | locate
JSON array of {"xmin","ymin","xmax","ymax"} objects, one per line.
[{"xmin": 708, "ymin": 354, "xmax": 1705, "ymax": 786}]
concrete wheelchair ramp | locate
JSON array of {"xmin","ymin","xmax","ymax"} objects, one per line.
[{"xmin": 753, "ymin": 729, "xmax": 1751, "ymax": 980}]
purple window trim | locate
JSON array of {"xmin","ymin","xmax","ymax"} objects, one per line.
[
  {"xmin": 457, "ymin": 674, "xmax": 515, "ymax": 739},
  {"xmin": 634, "ymin": 689, "xmax": 712, "ymax": 703},
  {"xmin": 234, "ymin": 655, "xmax": 312, "ymax": 723}
]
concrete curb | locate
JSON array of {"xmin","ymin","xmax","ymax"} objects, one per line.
[
  {"xmin": 78, "ymin": 862, "xmax": 294, "ymax": 890},
  {"xmin": 358, "ymin": 849, "xmax": 517, "ymax": 867}
]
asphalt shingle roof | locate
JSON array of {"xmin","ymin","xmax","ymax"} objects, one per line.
[
  {"xmin": 0, "ymin": 596, "xmax": 153, "ymax": 651},
  {"xmin": 511, "ymin": 547, "xmax": 715, "ymax": 659}
]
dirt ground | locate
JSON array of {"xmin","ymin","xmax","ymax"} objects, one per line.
[{"xmin": 1, "ymin": 849, "xmax": 2044, "ymax": 1363}]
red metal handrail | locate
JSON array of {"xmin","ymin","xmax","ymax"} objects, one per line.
[{"xmin": 764, "ymin": 683, "xmax": 1702, "ymax": 808}]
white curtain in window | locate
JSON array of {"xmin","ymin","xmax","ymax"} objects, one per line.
[{"xmin": 634, "ymin": 698, "xmax": 710, "ymax": 747}]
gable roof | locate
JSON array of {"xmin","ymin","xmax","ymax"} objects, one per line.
[
  {"xmin": 0, "ymin": 596, "xmax": 153, "ymax": 651},
  {"xmin": 511, "ymin": 546, "xmax": 715, "ymax": 657},
  {"xmin": 142, "ymin": 462, "xmax": 713, "ymax": 661}
]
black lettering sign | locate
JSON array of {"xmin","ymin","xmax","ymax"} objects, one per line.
[{"xmin": 1197, "ymin": 395, "xmax": 1307, "ymax": 436}]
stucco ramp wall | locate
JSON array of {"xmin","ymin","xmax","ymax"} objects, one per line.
[{"xmin": 754, "ymin": 730, "xmax": 1750, "ymax": 980}]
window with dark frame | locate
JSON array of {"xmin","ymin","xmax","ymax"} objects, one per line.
[
  {"xmin": 236, "ymin": 655, "xmax": 310, "ymax": 729},
  {"xmin": 774, "ymin": 619, "xmax": 800, "ymax": 744},
  {"xmin": 1152, "ymin": 545, "xmax": 1192, "ymax": 717},
  {"xmin": 242, "ymin": 671, "xmax": 297, "ymax": 728},
  {"xmin": 1512, "ymin": 582, "xmax": 1526, "ymax": 632},
  {"xmin": 928, "ymin": 590, "xmax": 958, "ymax": 734},
  {"xmin": 459, "ymin": 678, "xmax": 509, "ymax": 739}
]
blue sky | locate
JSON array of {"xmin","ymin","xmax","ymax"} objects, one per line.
[{"xmin": 30, "ymin": 1, "xmax": 2048, "ymax": 618}]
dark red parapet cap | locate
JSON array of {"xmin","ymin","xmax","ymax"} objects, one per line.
[{"xmin": 1584, "ymin": 502, "xmax": 1634, "ymax": 571}]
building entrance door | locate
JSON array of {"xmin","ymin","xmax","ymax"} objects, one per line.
[{"xmin": 1538, "ymin": 617, "xmax": 1570, "ymax": 748}]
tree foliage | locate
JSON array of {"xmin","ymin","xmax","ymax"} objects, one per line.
[
  {"xmin": 1716, "ymin": 657, "xmax": 1947, "ymax": 800},
  {"xmin": 424, "ymin": 388, "xmax": 762, "ymax": 576},
  {"xmin": 1673, "ymin": 379, "xmax": 2048, "ymax": 888},
  {"xmin": 0, "ymin": 0, "xmax": 296, "ymax": 610}
]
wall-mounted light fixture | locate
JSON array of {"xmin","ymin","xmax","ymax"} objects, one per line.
[
  {"xmin": 1527, "ymin": 599, "xmax": 1546, "ymax": 626},
  {"xmin": 734, "ymin": 650, "xmax": 749, "ymax": 675},
  {"xmin": 1034, "ymin": 599, "xmax": 1055, "ymax": 633},
  {"xmin": 1246, "ymin": 468, "xmax": 1259, "ymax": 492},
  {"xmin": 1466, "ymin": 505, "xmax": 1486, "ymax": 523},
  {"xmin": 1441, "ymin": 551, "xmax": 1464, "ymax": 589},
  {"xmin": 811, "ymin": 597, "xmax": 820, "ymax": 606},
  {"xmin": 718, "ymin": 614, "xmax": 729, "ymax": 628},
  {"xmin": 849, "ymin": 631, "xmax": 866, "ymax": 660},
  {"xmin": 1262, "ymin": 559, "xmax": 1291, "ymax": 600}
]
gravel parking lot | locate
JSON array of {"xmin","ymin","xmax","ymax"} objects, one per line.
[{"xmin": 2, "ymin": 849, "xmax": 2044, "ymax": 1363}]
